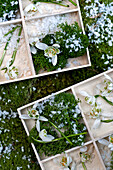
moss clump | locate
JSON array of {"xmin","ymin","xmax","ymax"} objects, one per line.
[
  {"xmin": 32, "ymin": 21, "xmax": 89, "ymax": 73},
  {"xmin": 29, "ymin": 93, "xmax": 87, "ymax": 156},
  {"xmin": 55, "ymin": 22, "xmax": 89, "ymax": 58}
]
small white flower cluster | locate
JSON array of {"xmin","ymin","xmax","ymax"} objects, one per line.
[
  {"xmin": 84, "ymin": 0, "xmax": 113, "ymax": 69},
  {"xmin": 101, "ymin": 54, "xmax": 113, "ymax": 69},
  {"xmin": 0, "ymin": 109, "xmax": 17, "ymax": 120},
  {"xmin": 0, "ymin": 143, "xmax": 14, "ymax": 160},
  {"xmin": 65, "ymin": 35, "xmax": 84, "ymax": 53},
  {"xmin": 0, "ymin": 1, "xmax": 18, "ymax": 22},
  {"xmin": 87, "ymin": 16, "xmax": 113, "ymax": 46}
]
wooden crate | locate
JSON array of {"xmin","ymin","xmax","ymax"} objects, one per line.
[
  {"xmin": 17, "ymin": 69, "xmax": 113, "ymax": 170},
  {"xmin": 0, "ymin": 0, "xmax": 91, "ymax": 84}
]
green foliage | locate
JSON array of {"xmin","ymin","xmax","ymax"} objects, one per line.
[
  {"xmin": 55, "ymin": 22, "xmax": 89, "ymax": 58},
  {"xmin": 0, "ymin": 110, "xmax": 41, "ymax": 170},
  {"xmin": 32, "ymin": 49, "xmax": 67, "ymax": 72},
  {"xmin": 0, "ymin": 0, "xmax": 113, "ymax": 169},
  {"xmin": 0, "ymin": 0, "xmax": 19, "ymax": 22},
  {"xmin": 111, "ymin": 152, "xmax": 113, "ymax": 170},
  {"xmin": 32, "ymin": 22, "xmax": 89, "ymax": 73},
  {"xmin": 29, "ymin": 93, "xmax": 87, "ymax": 156}
]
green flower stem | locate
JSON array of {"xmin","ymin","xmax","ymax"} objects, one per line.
[
  {"xmin": 32, "ymin": 132, "xmax": 87, "ymax": 143},
  {"xmin": 68, "ymin": 0, "xmax": 77, "ymax": 6},
  {"xmin": 4, "ymin": 25, "xmax": 20, "ymax": 37},
  {"xmin": 95, "ymin": 95, "xmax": 113, "ymax": 106},
  {"xmin": 48, "ymin": 120, "xmax": 73, "ymax": 145},
  {"xmin": 101, "ymin": 119, "xmax": 113, "ymax": 123},
  {"xmin": 0, "ymin": 36, "xmax": 12, "ymax": 67},
  {"xmin": 0, "ymin": 26, "xmax": 21, "ymax": 67},
  {"xmin": 82, "ymin": 162, "xmax": 87, "ymax": 170},
  {"xmin": 9, "ymin": 26, "xmax": 22, "ymax": 67},
  {"xmin": 33, "ymin": 1, "xmax": 69, "ymax": 7}
]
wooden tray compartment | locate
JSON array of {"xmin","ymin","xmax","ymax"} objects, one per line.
[
  {"xmin": 43, "ymin": 142, "xmax": 104, "ymax": 170},
  {"xmin": 25, "ymin": 10, "xmax": 90, "ymax": 75},
  {"xmin": 73, "ymin": 70, "xmax": 113, "ymax": 139},
  {"xmin": 0, "ymin": 21, "xmax": 34, "ymax": 82},
  {"xmin": 96, "ymin": 134, "xmax": 112, "ymax": 169},
  {"xmin": 21, "ymin": 0, "xmax": 78, "ymax": 19}
]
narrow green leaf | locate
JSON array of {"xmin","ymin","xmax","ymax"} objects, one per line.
[
  {"xmin": 68, "ymin": 0, "xmax": 77, "ymax": 6},
  {"xmin": 101, "ymin": 119, "xmax": 113, "ymax": 123},
  {"xmin": 0, "ymin": 36, "xmax": 12, "ymax": 67},
  {"xmin": 82, "ymin": 162, "xmax": 87, "ymax": 170},
  {"xmin": 95, "ymin": 95, "xmax": 113, "ymax": 106},
  {"xmin": 49, "ymin": 120, "xmax": 73, "ymax": 145},
  {"xmin": 4, "ymin": 25, "xmax": 20, "ymax": 37},
  {"xmin": 9, "ymin": 26, "xmax": 22, "ymax": 67}
]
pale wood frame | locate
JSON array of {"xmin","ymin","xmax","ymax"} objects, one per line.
[
  {"xmin": 0, "ymin": 0, "xmax": 91, "ymax": 85},
  {"xmin": 17, "ymin": 69, "xmax": 113, "ymax": 170}
]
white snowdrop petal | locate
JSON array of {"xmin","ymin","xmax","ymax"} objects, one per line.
[
  {"xmin": 64, "ymin": 168, "xmax": 70, "ymax": 170},
  {"xmin": 35, "ymin": 42, "xmax": 48, "ymax": 50},
  {"xmin": 104, "ymin": 74, "xmax": 112, "ymax": 82},
  {"xmin": 67, "ymin": 156, "xmax": 72, "ymax": 166},
  {"xmin": 39, "ymin": 116, "xmax": 48, "ymax": 121},
  {"xmin": 19, "ymin": 114, "xmax": 31, "ymax": 119},
  {"xmin": 52, "ymin": 55, "xmax": 57, "ymax": 66},
  {"xmin": 53, "ymin": 44, "xmax": 60, "ymax": 48},
  {"xmin": 36, "ymin": 120, "xmax": 40, "ymax": 132},
  {"xmin": 92, "ymin": 119, "xmax": 101, "ymax": 129},
  {"xmin": 30, "ymin": 46, "xmax": 37, "ymax": 54},
  {"xmin": 79, "ymin": 91, "xmax": 89, "ymax": 97},
  {"xmin": 98, "ymin": 139, "xmax": 109, "ymax": 146},
  {"xmin": 71, "ymin": 162, "xmax": 76, "ymax": 170},
  {"xmin": 108, "ymin": 143, "xmax": 113, "ymax": 148},
  {"xmin": 80, "ymin": 146, "xmax": 87, "ymax": 152},
  {"xmin": 33, "ymin": 103, "xmax": 39, "ymax": 109},
  {"xmin": 46, "ymin": 135, "xmax": 54, "ymax": 141},
  {"xmin": 110, "ymin": 147, "xmax": 113, "ymax": 151},
  {"xmin": 39, "ymin": 129, "xmax": 54, "ymax": 142}
]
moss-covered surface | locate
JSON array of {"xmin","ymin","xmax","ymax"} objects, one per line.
[
  {"xmin": 0, "ymin": 0, "xmax": 113, "ymax": 169},
  {"xmin": 29, "ymin": 93, "xmax": 87, "ymax": 156},
  {"xmin": 32, "ymin": 21, "xmax": 89, "ymax": 73}
]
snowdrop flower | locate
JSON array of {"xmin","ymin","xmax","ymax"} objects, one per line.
[
  {"xmin": 19, "ymin": 109, "xmax": 48, "ymax": 132},
  {"xmin": 39, "ymin": 129, "xmax": 54, "ymax": 142},
  {"xmin": 24, "ymin": 4, "xmax": 38, "ymax": 17},
  {"xmin": 98, "ymin": 135, "xmax": 113, "ymax": 151},
  {"xmin": 35, "ymin": 42, "xmax": 60, "ymax": 66},
  {"xmin": 80, "ymin": 145, "xmax": 94, "ymax": 163},
  {"xmin": 89, "ymin": 104, "xmax": 102, "ymax": 119},
  {"xmin": 88, "ymin": 103, "xmax": 113, "ymax": 129},
  {"xmin": 53, "ymin": 153, "xmax": 76, "ymax": 170},
  {"xmin": 29, "ymin": 37, "xmax": 39, "ymax": 46},
  {"xmin": 80, "ymin": 91, "xmax": 96, "ymax": 106},
  {"xmin": 95, "ymin": 74, "xmax": 113, "ymax": 96},
  {"xmin": 5, "ymin": 66, "xmax": 19, "ymax": 80}
]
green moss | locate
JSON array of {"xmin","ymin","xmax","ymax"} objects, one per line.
[
  {"xmin": 0, "ymin": 110, "xmax": 41, "ymax": 170},
  {"xmin": 0, "ymin": 0, "xmax": 19, "ymax": 22},
  {"xmin": 55, "ymin": 21, "xmax": 89, "ymax": 58},
  {"xmin": 29, "ymin": 93, "xmax": 87, "ymax": 156},
  {"xmin": 32, "ymin": 22, "xmax": 89, "ymax": 73}
]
